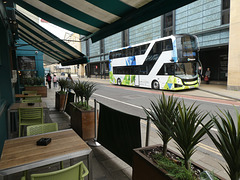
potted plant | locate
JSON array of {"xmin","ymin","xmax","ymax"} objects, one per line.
[
  {"xmin": 24, "ymin": 77, "xmax": 47, "ymax": 97},
  {"xmin": 206, "ymin": 109, "xmax": 240, "ymax": 180},
  {"xmin": 133, "ymin": 93, "xmax": 217, "ymax": 180},
  {"xmin": 69, "ymin": 80, "xmax": 97, "ymax": 140},
  {"xmin": 55, "ymin": 78, "xmax": 69, "ymax": 111}
]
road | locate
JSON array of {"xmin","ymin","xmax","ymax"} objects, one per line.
[{"xmin": 91, "ymin": 82, "xmax": 240, "ymax": 162}]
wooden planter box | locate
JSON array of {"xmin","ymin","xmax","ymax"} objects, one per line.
[
  {"xmin": 25, "ymin": 86, "xmax": 47, "ymax": 97},
  {"xmin": 132, "ymin": 145, "xmax": 223, "ymax": 180},
  {"xmin": 65, "ymin": 92, "xmax": 75, "ymax": 115},
  {"xmin": 69, "ymin": 102, "xmax": 95, "ymax": 141},
  {"xmin": 55, "ymin": 92, "xmax": 68, "ymax": 111}
]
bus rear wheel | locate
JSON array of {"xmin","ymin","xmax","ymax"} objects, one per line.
[
  {"xmin": 152, "ymin": 80, "xmax": 159, "ymax": 90},
  {"xmin": 117, "ymin": 78, "xmax": 121, "ymax": 86}
]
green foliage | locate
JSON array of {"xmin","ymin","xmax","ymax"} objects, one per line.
[
  {"xmin": 84, "ymin": 81, "xmax": 97, "ymax": 107},
  {"xmin": 73, "ymin": 101, "xmax": 92, "ymax": 111},
  {"xmin": 33, "ymin": 77, "xmax": 44, "ymax": 85},
  {"xmin": 72, "ymin": 80, "xmax": 85, "ymax": 104},
  {"xmin": 167, "ymin": 102, "xmax": 212, "ymax": 170},
  {"xmin": 153, "ymin": 153, "xmax": 196, "ymax": 180},
  {"xmin": 23, "ymin": 77, "xmax": 44, "ymax": 86},
  {"xmin": 71, "ymin": 81, "xmax": 97, "ymax": 109},
  {"xmin": 207, "ymin": 108, "xmax": 240, "ymax": 180},
  {"xmin": 143, "ymin": 92, "xmax": 179, "ymax": 156},
  {"xmin": 57, "ymin": 78, "xmax": 68, "ymax": 93}
]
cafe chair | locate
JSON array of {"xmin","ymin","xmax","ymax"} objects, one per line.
[
  {"xmin": 21, "ymin": 161, "xmax": 89, "ymax": 180},
  {"xmin": 19, "ymin": 107, "xmax": 44, "ymax": 137},
  {"xmin": 27, "ymin": 123, "xmax": 58, "ymax": 136},
  {"xmin": 22, "ymin": 96, "xmax": 42, "ymax": 103},
  {"xmin": 26, "ymin": 123, "xmax": 63, "ymax": 169},
  {"xmin": 22, "ymin": 91, "xmax": 37, "ymax": 95}
]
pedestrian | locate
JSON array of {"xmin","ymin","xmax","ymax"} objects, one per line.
[
  {"xmin": 66, "ymin": 74, "xmax": 73, "ymax": 92},
  {"xmin": 46, "ymin": 73, "xmax": 52, "ymax": 89},
  {"xmin": 66, "ymin": 73, "xmax": 73, "ymax": 83},
  {"xmin": 204, "ymin": 68, "xmax": 211, "ymax": 84},
  {"xmin": 198, "ymin": 66, "xmax": 202, "ymax": 77},
  {"xmin": 53, "ymin": 74, "xmax": 57, "ymax": 88}
]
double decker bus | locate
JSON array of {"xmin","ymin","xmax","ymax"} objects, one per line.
[{"xmin": 109, "ymin": 34, "xmax": 201, "ymax": 91}]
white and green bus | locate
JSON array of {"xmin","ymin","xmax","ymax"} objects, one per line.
[{"xmin": 109, "ymin": 34, "xmax": 201, "ymax": 90}]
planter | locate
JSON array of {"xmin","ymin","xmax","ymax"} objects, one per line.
[
  {"xmin": 25, "ymin": 86, "xmax": 47, "ymax": 97},
  {"xmin": 65, "ymin": 92, "xmax": 75, "ymax": 115},
  {"xmin": 69, "ymin": 102, "xmax": 95, "ymax": 141},
  {"xmin": 55, "ymin": 92, "xmax": 68, "ymax": 111},
  {"xmin": 132, "ymin": 145, "xmax": 223, "ymax": 180}
]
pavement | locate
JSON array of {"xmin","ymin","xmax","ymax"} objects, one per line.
[{"xmin": 10, "ymin": 77, "xmax": 240, "ymax": 180}]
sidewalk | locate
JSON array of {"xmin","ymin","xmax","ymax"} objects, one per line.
[{"xmin": 42, "ymin": 78, "xmax": 239, "ymax": 180}]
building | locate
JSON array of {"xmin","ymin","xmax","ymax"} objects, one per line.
[{"xmin": 81, "ymin": 0, "xmax": 230, "ymax": 83}]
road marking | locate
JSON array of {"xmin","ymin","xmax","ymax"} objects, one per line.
[
  {"xmin": 94, "ymin": 92, "xmax": 221, "ymax": 156},
  {"xmin": 94, "ymin": 93, "xmax": 218, "ymax": 131},
  {"xmin": 106, "ymin": 85, "xmax": 240, "ymax": 107},
  {"xmin": 198, "ymin": 143, "xmax": 221, "ymax": 156},
  {"xmin": 94, "ymin": 93, "xmax": 143, "ymax": 109}
]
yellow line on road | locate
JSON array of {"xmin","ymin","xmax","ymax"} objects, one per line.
[{"xmin": 197, "ymin": 143, "xmax": 221, "ymax": 156}]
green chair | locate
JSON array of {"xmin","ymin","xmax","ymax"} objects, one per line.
[
  {"xmin": 19, "ymin": 107, "xmax": 44, "ymax": 137},
  {"xmin": 22, "ymin": 91, "xmax": 37, "ymax": 95},
  {"xmin": 26, "ymin": 123, "xmax": 63, "ymax": 169},
  {"xmin": 22, "ymin": 96, "xmax": 42, "ymax": 103},
  {"xmin": 21, "ymin": 161, "xmax": 89, "ymax": 180},
  {"xmin": 27, "ymin": 123, "xmax": 58, "ymax": 136}
]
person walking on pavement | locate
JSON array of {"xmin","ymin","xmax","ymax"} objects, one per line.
[
  {"xmin": 46, "ymin": 73, "xmax": 52, "ymax": 89},
  {"xmin": 204, "ymin": 68, "xmax": 211, "ymax": 84},
  {"xmin": 53, "ymin": 74, "xmax": 57, "ymax": 88},
  {"xmin": 66, "ymin": 74, "xmax": 73, "ymax": 92},
  {"xmin": 66, "ymin": 73, "xmax": 73, "ymax": 83}
]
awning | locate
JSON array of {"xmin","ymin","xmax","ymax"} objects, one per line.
[
  {"xmin": 13, "ymin": 0, "xmax": 197, "ymax": 43},
  {"xmin": 16, "ymin": 10, "xmax": 88, "ymax": 66}
]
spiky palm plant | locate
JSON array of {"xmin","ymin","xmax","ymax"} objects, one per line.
[
  {"xmin": 72, "ymin": 80, "xmax": 86, "ymax": 104},
  {"xmin": 57, "ymin": 78, "xmax": 68, "ymax": 93},
  {"xmin": 84, "ymin": 82, "xmax": 97, "ymax": 107},
  {"xmin": 143, "ymin": 93, "xmax": 179, "ymax": 156},
  {"xmin": 207, "ymin": 109, "xmax": 240, "ymax": 180},
  {"xmin": 167, "ymin": 102, "xmax": 212, "ymax": 170}
]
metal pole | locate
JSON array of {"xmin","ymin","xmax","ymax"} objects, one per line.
[
  {"xmin": 145, "ymin": 117, "xmax": 150, "ymax": 147},
  {"xmin": 88, "ymin": 99, "xmax": 101, "ymax": 147},
  {"xmin": 94, "ymin": 99, "xmax": 97, "ymax": 140}
]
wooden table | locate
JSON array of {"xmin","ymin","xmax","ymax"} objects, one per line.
[
  {"xmin": 0, "ymin": 129, "xmax": 92, "ymax": 180},
  {"xmin": 15, "ymin": 94, "xmax": 41, "ymax": 98},
  {"xmin": 7, "ymin": 102, "xmax": 50, "ymax": 138}
]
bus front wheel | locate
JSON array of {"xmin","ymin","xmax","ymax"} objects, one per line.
[
  {"xmin": 117, "ymin": 78, "xmax": 121, "ymax": 86},
  {"xmin": 152, "ymin": 80, "xmax": 159, "ymax": 90}
]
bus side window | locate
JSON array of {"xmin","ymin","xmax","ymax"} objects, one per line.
[
  {"xmin": 157, "ymin": 64, "xmax": 174, "ymax": 75},
  {"xmin": 133, "ymin": 47, "xmax": 140, "ymax": 55},
  {"xmin": 122, "ymin": 49, "xmax": 126, "ymax": 58},
  {"xmin": 109, "ymin": 52, "xmax": 113, "ymax": 59},
  {"xmin": 127, "ymin": 48, "xmax": 133, "ymax": 56},
  {"xmin": 140, "ymin": 44, "xmax": 149, "ymax": 54},
  {"xmin": 162, "ymin": 39, "xmax": 173, "ymax": 51}
]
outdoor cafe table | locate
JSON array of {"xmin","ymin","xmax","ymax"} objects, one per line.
[
  {"xmin": 15, "ymin": 94, "xmax": 42, "ymax": 98},
  {"xmin": 0, "ymin": 129, "xmax": 92, "ymax": 180},
  {"xmin": 7, "ymin": 102, "xmax": 50, "ymax": 139}
]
